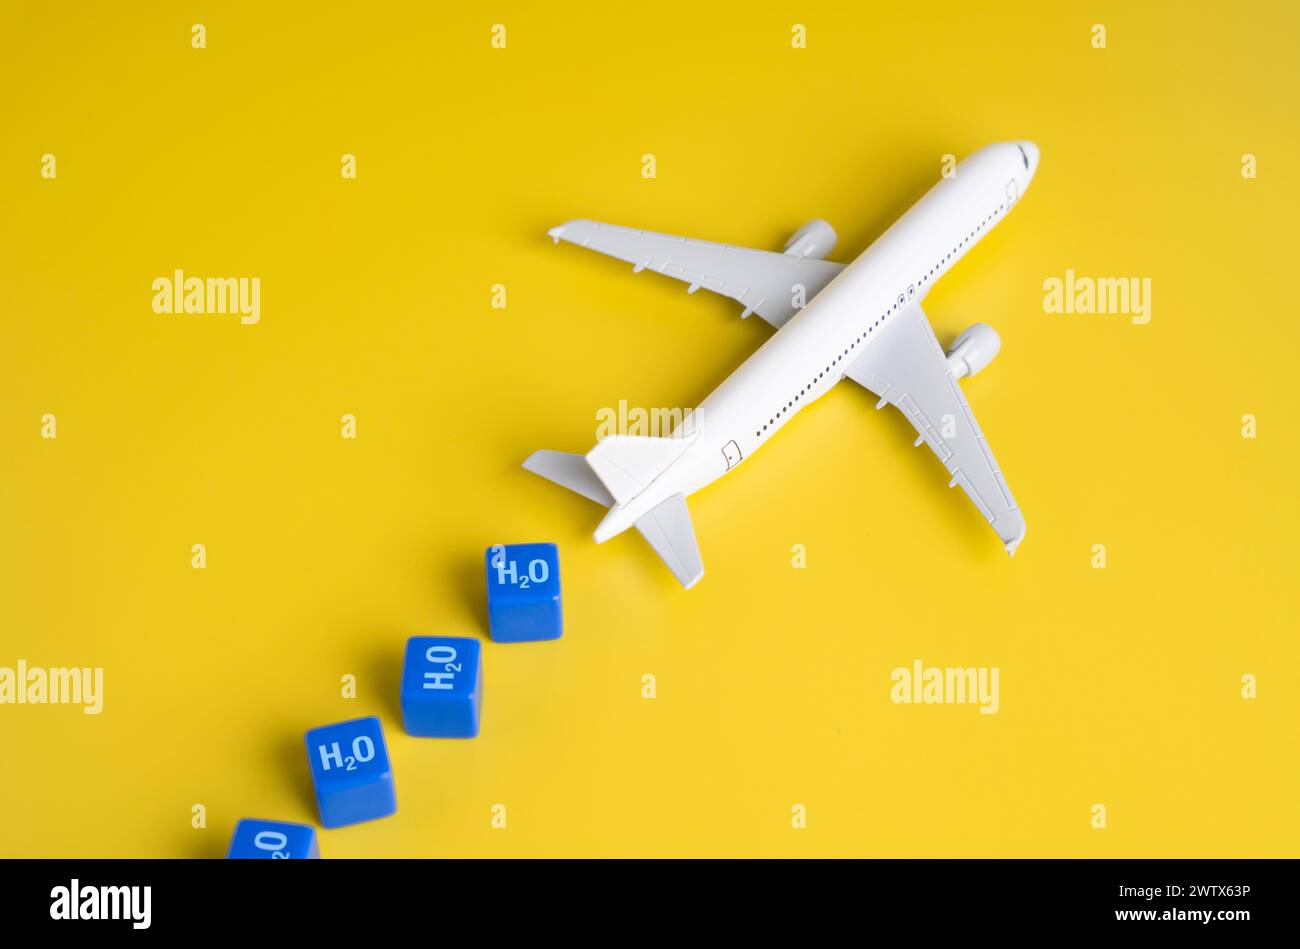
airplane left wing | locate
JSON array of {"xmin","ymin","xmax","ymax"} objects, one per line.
[
  {"xmin": 844, "ymin": 303, "xmax": 1026, "ymax": 555},
  {"xmin": 547, "ymin": 219, "xmax": 845, "ymax": 329}
]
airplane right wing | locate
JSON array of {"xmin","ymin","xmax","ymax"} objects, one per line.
[
  {"xmin": 547, "ymin": 219, "xmax": 845, "ymax": 329},
  {"xmin": 843, "ymin": 302, "xmax": 1026, "ymax": 555}
]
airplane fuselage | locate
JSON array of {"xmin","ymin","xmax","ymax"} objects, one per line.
[{"xmin": 594, "ymin": 142, "xmax": 1038, "ymax": 542}]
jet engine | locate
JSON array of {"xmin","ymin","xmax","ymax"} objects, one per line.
[
  {"xmin": 782, "ymin": 219, "xmax": 837, "ymax": 259},
  {"xmin": 946, "ymin": 323, "xmax": 1001, "ymax": 379}
]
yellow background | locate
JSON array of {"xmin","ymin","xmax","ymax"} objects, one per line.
[{"xmin": 2, "ymin": 1, "xmax": 1297, "ymax": 857}]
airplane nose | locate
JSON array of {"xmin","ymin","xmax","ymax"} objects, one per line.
[{"xmin": 1018, "ymin": 141, "xmax": 1039, "ymax": 176}]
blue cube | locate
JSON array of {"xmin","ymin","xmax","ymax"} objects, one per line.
[
  {"xmin": 227, "ymin": 818, "xmax": 319, "ymax": 859},
  {"xmin": 401, "ymin": 636, "xmax": 482, "ymax": 737},
  {"xmin": 305, "ymin": 716, "xmax": 396, "ymax": 828},
  {"xmin": 486, "ymin": 542, "xmax": 562, "ymax": 642}
]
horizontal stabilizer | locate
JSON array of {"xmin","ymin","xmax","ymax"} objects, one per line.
[
  {"xmin": 635, "ymin": 493, "xmax": 704, "ymax": 589},
  {"xmin": 585, "ymin": 434, "xmax": 693, "ymax": 506},
  {"xmin": 522, "ymin": 450, "xmax": 613, "ymax": 507}
]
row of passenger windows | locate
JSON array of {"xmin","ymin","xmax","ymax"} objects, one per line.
[{"xmin": 753, "ymin": 199, "xmax": 1008, "ymax": 441}]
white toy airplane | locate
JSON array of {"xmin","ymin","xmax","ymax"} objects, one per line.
[{"xmin": 525, "ymin": 142, "xmax": 1037, "ymax": 588}]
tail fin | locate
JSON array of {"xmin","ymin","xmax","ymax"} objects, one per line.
[
  {"xmin": 635, "ymin": 493, "xmax": 704, "ymax": 589},
  {"xmin": 522, "ymin": 447, "xmax": 705, "ymax": 589},
  {"xmin": 584, "ymin": 434, "xmax": 694, "ymax": 505}
]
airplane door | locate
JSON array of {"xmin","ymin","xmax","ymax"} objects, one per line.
[
  {"xmin": 722, "ymin": 440, "xmax": 742, "ymax": 470},
  {"xmin": 1005, "ymin": 179, "xmax": 1019, "ymax": 208}
]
